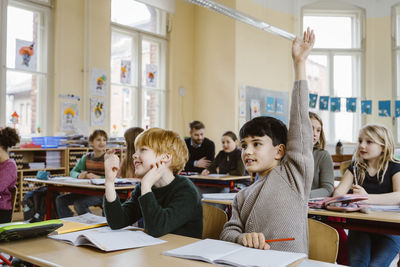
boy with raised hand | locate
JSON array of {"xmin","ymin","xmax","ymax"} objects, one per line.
[
  {"xmin": 220, "ymin": 28, "xmax": 315, "ymax": 254},
  {"xmin": 103, "ymin": 128, "xmax": 203, "ymax": 238}
]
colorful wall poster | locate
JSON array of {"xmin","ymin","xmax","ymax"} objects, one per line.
[
  {"xmin": 276, "ymin": 98, "xmax": 284, "ymax": 113},
  {"xmin": 61, "ymin": 102, "xmax": 79, "ymax": 131},
  {"xmin": 239, "ymin": 102, "xmax": 246, "ymax": 117},
  {"xmin": 346, "ymin": 98, "xmax": 357, "ymax": 112},
  {"xmin": 330, "ymin": 97, "xmax": 341, "ymax": 112},
  {"xmin": 378, "ymin": 101, "xmax": 391, "ymax": 117},
  {"xmin": 90, "ymin": 68, "xmax": 107, "ymax": 96},
  {"xmin": 396, "ymin": 100, "xmax": 400, "ymax": 118},
  {"xmin": 120, "ymin": 60, "xmax": 131, "ymax": 84},
  {"xmin": 250, "ymin": 99, "xmax": 261, "ymax": 119},
  {"xmin": 266, "ymin": 97, "xmax": 275, "ymax": 113},
  {"xmin": 309, "ymin": 93, "xmax": 318, "ymax": 108},
  {"xmin": 319, "ymin": 96, "xmax": 329, "ymax": 110},
  {"xmin": 145, "ymin": 64, "xmax": 158, "ymax": 87},
  {"xmin": 361, "ymin": 100, "xmax": 372, "ymax": 115},
  {"xmin": 90, "ymin": 97, "xmax": 106, "ymax": 126},
  {"xmin": 15, "ymin": 39, "xmax": 36, "ymax": 71}
]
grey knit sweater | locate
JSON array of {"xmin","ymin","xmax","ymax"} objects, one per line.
[
  {"xmin": 220, "ymin": 80, "xmax": 314, "ymax": 254},
  {"xmin": 310, "ymin": 149, "xmax": 334, "ymax": 198}
]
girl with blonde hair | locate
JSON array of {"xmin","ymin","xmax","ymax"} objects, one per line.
[{"xmin": 334, "ymin": 124, "xmax": 400, "ymax": 267}]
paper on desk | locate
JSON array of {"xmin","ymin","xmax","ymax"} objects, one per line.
[
  {"xmin": 207, "ymin": 174, "xmax": 228, "ymax": 177},
  {"xmin": 50, "ymin": 177, "xmax": 90, "ymax": 183},
  {"xmin": 90, "ymin": 178, "xmax": 139, "ymax": 185},
  {"xmin": 202, "ymin": 193, "xmax": 237, "ymax": 200},
  {"xmin": 62, "ymin": 213, "xmax": 107, "ymax": 225}
]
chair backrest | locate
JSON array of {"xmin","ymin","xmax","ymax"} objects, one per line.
[
  {"xmin": 308, "ymin": 218, "xmax": 339, "ymax": 263},
  {"xmin": 202, "ymin": 203, "xmax": 228, "ymax": 239},
  {"xmin": 10, "ymin": 185, "xmax": 17, "ymax": 221},
  {"xmin": 339, "ymin": 160, "xmax": 351, "ymax": 176}
]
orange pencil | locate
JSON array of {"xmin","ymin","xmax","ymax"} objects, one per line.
[{"xmin": 265, "ymin": 237, "xmax": 295, "ymax": 243}]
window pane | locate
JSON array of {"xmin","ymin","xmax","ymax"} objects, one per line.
[
  {"xmin": 142, "ymin": 90, "xmax": 165, "ymax": 129},
  {"xmin": 111, "ymin": 0, "xmax": 165, "ymax": 36},
  {"xmin": 307, "ymin": 55, "xmax": 329, "ymax": 95},
  {"xmin": 110, "ymin": 85, "xmax": 138, "ymax": 136},
  {"xmin": 303, "ymin": 15, "xmax": 355, "ymax": 48},
  {"xmin": 7, "ymin": 6, "xmax": 41, "ymax": 71},
  {"xmin": 111, "ymin": 31, "xmax": 137, "ymax": 85},
  {"xmin": 6, "ymin": 71, "xmax": 40, "ymax": 135},
  {"xmin": 142, "ymin": 40, "xmax": 160, "ymax": 89}
]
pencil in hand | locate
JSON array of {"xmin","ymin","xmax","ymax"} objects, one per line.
[
  {"xmin": 265, "ymin": 237, "xmax": 295, "ymax": 243},
  {"xmin": 353, "ymin": 165, "xmax": 358, "ymax": 185}
]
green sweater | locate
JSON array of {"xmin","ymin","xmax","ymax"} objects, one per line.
[
  {"xmin": 70, "ymin": 153, "xmax": 105, "ymax": 178},
  {"xmin": 103, "ymin": 175, "xmax": 203, "ymax": 238}
]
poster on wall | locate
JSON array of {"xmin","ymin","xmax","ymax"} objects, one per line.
[
  {"xmin": 395, "ymin": 100, "xmax": 400, "ymax": 118},
  {"xmin": 90, "ymin": 68, "xmax": 107, "ymax": 96},
  {"xmin": 15, "ymin": 39, "xmax": 36, "ymax": 71},
  {"xmin": 378, "ymin": 100, "xmax": 391, "ymax": 117},
  {"xmin": 361, "ymin": 100, "xmax": 372, "ymax": 115},
  {"xmin": 145, "ymin": 64, "xmax": 158, "ymax": 87},
  {"xmin": 346, "ymin": 98, "xmax": 357, "ymax": 112},
  {"xmin": 239, "ymin": 102, "xmax": 246, "ymax": 117},
  {"xmin": 330, "ymin": 97, "xmax": 341, "ymax": 112},
  {"xmin": 61, "ymin": 102, "xmax": 79, "ymax": 131},
  {"xmin": 266, "ymin": 97, "xmax": 275, "ymax": 113},
  {"xmin": 90, "ymin": 97, "xmax": 106, "ymax": 126},
  {"xmin": 309, "ymin": 93, "xmax": 318, "ymax": 108},
  {"xmin": 120, "ymin": 60, "xmax": 131, "ymax": 84},
  {"xmin": 250, "ymin": 99, "xmax": 261, "ymax": 119},
  {"xmin": 319, "ymin": 96, "xmax": 329, "ymax": 111}
]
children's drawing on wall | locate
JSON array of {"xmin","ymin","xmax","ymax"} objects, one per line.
[
  {"xmin": 319, "ymin": 96, "xmax": 329, "ymax": 110},
  {"xmin": 361, "ymin": 100, "xmax": 372, "ymax": 115},
  {"xmin": 90, "ymin": 98, "xmax": 106, "ymax": 126},
  {"xmin": 120, "ymin": 60, "xmax": 131, "ymax": 84},
  {"xmin": 330, "ymin": 97, "xmax": 341, "ymax": 112},
  {"xmin": 90, "ymin": 68, "xmax": 107, "ymax": 96},
  {"xmin": 266, "ymin": 97, "xmax": 275, "ymax": 113},
  {"xmin": 145, "ymin": 64, "xmax": 157, "ymax": 87},
  {"xmin": 309, "ymin": 93, "xmax": 318, "ymax": 108},
  {"xmin": 15, "ymin": 39, "xmax": 36, "ymax": 71},
  {"xmin": 61, "ymin": 102, "xmax": 79, "ymax": 131},
  {"xmin": 10, "ymin": 111, "xmax": 19, "ymax": 128},
  {"xmin": 239, "ymin": 102, "xmax": 246, "ymax": 116},
  {"xmin": 239, "ymin": 88, "xmax": 246, "ymax": 100},
  {"xmin": 250, "ymin": 99, "xmax": 261, "ymax": 119},
  {"xmin": 395, "ymin": 100, "xmax": 400, "ymax": 118},
  {"xmin": 378, "ymin": 100, "xmax": 391, "ymax": 117},
  {"xmin": 275, "ymin": 98, "xmax": 284, "ymax": 113},
  {"xmin": 346, "ymin": 98, "xmax": 357, "ymax": 112}
]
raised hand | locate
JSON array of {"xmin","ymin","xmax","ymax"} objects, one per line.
[
  {"xmin": 292, "ymin": 27, "xmax": 315, "ymax": 64},
  {"xmin": 104, "ymin": 154, "xmax": 120, "ymax": 184}
]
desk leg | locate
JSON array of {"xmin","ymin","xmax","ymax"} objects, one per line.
[{"xmin": 46, "ymin": 186, "xmax": 53, "ymax": 220}]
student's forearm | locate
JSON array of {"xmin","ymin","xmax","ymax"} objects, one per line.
[
  {"xmin": 366, "ymin": 192, "xmax": 400, "ymax": 205},
  {"xmin": 294, "ymin": 62, "xmax": 306, "ymax": 81},
  {"xmin": 105, "ymin": 182, "xmax": 117, "ymax": 202}
]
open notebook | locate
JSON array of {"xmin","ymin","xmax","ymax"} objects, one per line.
[
  {"xmin": 56, "ymin": 213, "xmax": 108, "ymax": 234},
  {"xmin": 163, "ymin": 239, "xmax": 307, "ymax": 267},
  {"xmin": 49, "ymin": 226, "xmax": 166, "ymax": 252}
]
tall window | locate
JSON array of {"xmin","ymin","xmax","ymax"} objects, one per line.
[
  {"xmin": 110, "ymin": 0, "xmax": 167, "ymax": 136},
  {"xmin": 0, "ymin": 0, "xmax": 52, "ymax": 136},
  {"xmin": 393, "ymin": 4, "xmax": 400, "ymax": 144},
  {"xmin": 303, "ymin": 5, "xmax": 364, "ymax": 144}
]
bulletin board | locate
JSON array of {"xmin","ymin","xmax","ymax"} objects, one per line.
[{"xmin": 238, "ymin": 85, "xmax": 289, "ymax": 129}]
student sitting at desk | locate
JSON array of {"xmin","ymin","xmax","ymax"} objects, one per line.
[
  {"xmin": 334, "ymin": 124, "xmax": 400, "ymax": 267},
  {"xmin": 103, "ymin": 128, "xmax": 203, "ymax": 238},
  {"xmin": 220, "ymin": 28, "xmax": 315, "ymax": 254},
  {"xmin": 117, "ymin": 127, "xmax": 144, "ymax": 178},
  {"xmin": 309, "ymin": 112, "xmax": 334, "ymax": 198},
  {"xmin": 201, "ymin": 131, "xmax": 245, "ymax": 177},
  {"xmin": 0, "ymin": 127, "xmax": 20, "ymax": 223},
  {"xmin": 56, "ymin": 129, "xmax": 108, "ymax": 218}
]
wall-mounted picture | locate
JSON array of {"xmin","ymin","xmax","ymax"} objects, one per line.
[
  {"xmin": 240, "ymin": 101, "xmax": 246, "ymax": 116},
  {"xmin": 330, "ymin": 97, "xmax": 341, "ymax": 112},
  {"xmin": 378, "ymin": 100, "xmax": 391, "ymax": 117},
  {"xmin": 90, "ymin": 68, "xmax": 108, "ymax": 96},
  {"xmin": 275, "ymin": 97, "xmax": 284, "ymax": 113},
  {"xmin": 309, "ymin": 93, "xmax": 318, "ymax": 108},
  {"xmin": 361, "ymin": 100, "xmax": 372, "ymax": 115},
  {"xmin": 395, "ymin": 100, "xmax": 400, "ymax": 118},
  {"xmin": 90, "ymin": 97, "xmax": 106, "ymax": 126},
  {"xmin": 61, "ymin": 102, "xmax": 79, "ymax": 131},
  {"xmin": 266, "ymin": 96, "xmax": 275, "ymax": 112},
  {"xmin": 346, "ymin": 98, "xmax": 357, "ymax": 112},
  {"xmin": 15, "ymin": 39, "xmax": 36, "ymax": 71},
  {"xmin": 250, "ymin": 99, "xmax": 261, "ymax": 119},
  {"xmin": 120, "ymin": 60, "xmax": 131, "ymax": 84},
  {"xmin": 146, "ymin": 64, "xmax": 158, "ymax": 87},
  {"xmin": 319, "ymin": 96, "xmax": 329, "ymax": 110}
]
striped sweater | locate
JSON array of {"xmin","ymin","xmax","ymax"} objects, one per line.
[
  {"xmin": 70, "ymin": 152, "xmax": 105, "ymax": 178},
  {"xmin": 220, "ymin": 80, "xmax": 314, "ymax": 254}
]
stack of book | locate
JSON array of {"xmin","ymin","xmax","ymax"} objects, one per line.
[{"xmin": 34, "ymin": 151, "xmax": 61, "ymax": 168}]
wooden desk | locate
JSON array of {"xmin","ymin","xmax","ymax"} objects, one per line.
[
  {"xmin": 25, "ymin": 178, "xmax": 135, "ymax": 219},
  {"xmin": 309, "ymin": 208, "xmax": 400, "ymax": 235},
  {"xmin": 0, "ymin": 233, "xmax": 342, "ymax": 267},
  {"xmin": 186, "ymin": 175, "xmax": 251, "ymax": 190}
]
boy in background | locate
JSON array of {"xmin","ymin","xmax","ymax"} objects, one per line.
[
  {"xmin": 56, "ymin": 129, "xmax": 107, "ymax": 218},
  {"xmin": 220, "ymin": 28, "xmax": 315, "ymax": 254},
  {"xmin": 103, "ymin": 128, "xmax": 203, "ymax": 238}
]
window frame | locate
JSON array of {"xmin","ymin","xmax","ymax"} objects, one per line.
[
  {"xmin": 301, "ymin": 6, "xmax": 365, "ymax": 145},
  {"xmin": 392, "ymin": 4, "xmax": 400, "ymax": 144},
  {"xmin": 0, "ymin": 0, "xmax": 53, "ymax": 136},
  {"xmin": 110, "ymin": 3, "xmax": 167, "ymax": 134}
]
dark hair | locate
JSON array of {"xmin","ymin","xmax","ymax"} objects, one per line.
[
  {"xmin": 120, "ymin": 127, "xmax": 144, "ymax": 177},
  {"xmin": 189, "ymin": 120, "xmax": 205, "ymax": 130},
  {"xmin": 0, "ymin": 127, "xmax": 20, "ymax": 150},
  {"xmin": 89, "ymin": 129, "xmax": 108, "ymax": 142},
  {"xmin": 239, "ymin": 116, "xmax": 288, "ymax": 146},
  {"xmin": 223, "ymin": 131, "xmax": 238, "ymax": 142}
]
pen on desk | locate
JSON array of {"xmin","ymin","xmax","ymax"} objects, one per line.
[
  {"xmin": 265, "ymin": 237, "xmax": 295, "ymax": 243},
  {"xmin": 353, "ymin": 165, "xmax": 358, "ymax": 185}
]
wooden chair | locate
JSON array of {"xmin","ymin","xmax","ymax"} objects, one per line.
[
  {"xmin": 0, "ymin": 186, "xmax": 17, "ymax": 266},
  {"xmin": 308, "ymin": 218, "xmax": 339, "ymax": 263},
  {"xmin": 339, "ymin": 160, "xmax": 351, "ymax": 176},
  {"xmin": 202, "ymin": 203, "xmax": 228, "ymax": 239}
]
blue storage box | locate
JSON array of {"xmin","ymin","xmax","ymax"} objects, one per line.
[{"xmin": 32, "ymin": 137, "xmax": 61, "ymax": 148}]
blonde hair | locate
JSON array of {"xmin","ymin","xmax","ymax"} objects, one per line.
[
  {"xmin": 135, "ymin": 128, "xmax": 188, "ymax": 175},
  {"xmin": 120, "ymin": 127, "xmax": 144, "ymax": 178},
  {"xmin": 354, "ymin": 124, "xmax": 398, "ymax": 185},
  {"xmin": 309, "ymin": 112, "xmax": 326, "ymax": 150}
]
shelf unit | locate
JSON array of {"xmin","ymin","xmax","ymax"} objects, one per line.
[{"xmin": 8, "ymin": 147, "xmax": 126, "ymax": 212}]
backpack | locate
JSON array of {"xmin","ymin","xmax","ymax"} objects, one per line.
[{"xmin": 22, "ymin": 186, "xmax": 58, "ymax": 222}]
